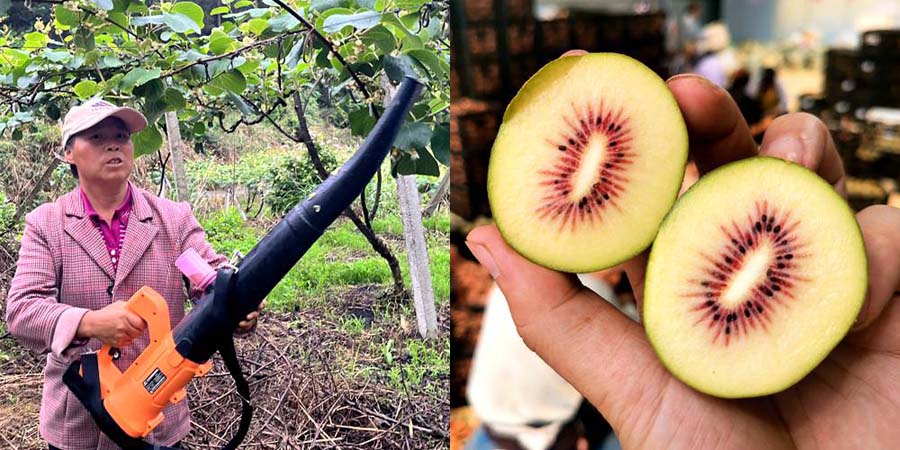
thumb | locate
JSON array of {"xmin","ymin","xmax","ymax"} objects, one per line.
[{"xmin": 465, "ymin": 225, "xmax": 671, "ymax": 429}]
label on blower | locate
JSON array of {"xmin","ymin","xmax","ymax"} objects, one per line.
[{"xmin": 143, "ymin": 368, "xmax": 167, "ymax": 394}]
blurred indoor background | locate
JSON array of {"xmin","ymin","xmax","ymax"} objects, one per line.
[{"xmin": 450, "ymin": 1, "xmax": 900, "ymax": 449}]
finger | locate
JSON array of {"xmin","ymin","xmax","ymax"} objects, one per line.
[
  {"xmin": 667, "ymin": 75, "xmax": 758, "ymax": 175},
  {"xmin": 259, "ymin": 300, "xmax": 267, "ymax": 310},
  {"xmin": 851, "ymin": 205, "xmax": 900, "ymax": 331},
  {"xmin": 124, "ymin": 313, "xmax": 147, "ymax": 331},
  {"xmin": 245, "ymin": 311, "xmax": 259, "ymax": 321},
  {"xmin": 238, "ymin": 320, "xmax": 253, "ymax": 329},
  {"xmin": 561, "ymin": 49, "xmax": 588, "ymax": 58},
  {"xmin": 759, "ymin": 113, "xmax": 846, "ymax": 196},
  {"xmin": 465, "ymin": 225, "xmax": 670, "ymax": 427}
]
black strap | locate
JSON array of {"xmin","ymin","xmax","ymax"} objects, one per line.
[
  {"xmin": 63, "ymin": 342, "xmax": 253, "ymax": 450},
  {"xmin": 218, "ymin": 336, "xmax": 254, "ymax": 450},
  {"xmin": 63, "ymin": 354, "xmax": 180, "ymax": 450}
]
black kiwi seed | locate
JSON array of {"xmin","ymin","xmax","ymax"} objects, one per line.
[
  {"xmin": 701, "ymin": 281, "xmax": 709, "ymax": 287},
  {"xmin": 762, "ymin": 287, "xmax": 773, "ymax": 296},
  {"xmin": 777, "ymin": 263, "xmax": 786, "ymax": 269},
  {"xmin": 596, "ymin": 117, "xmax": 602, "ymax": 125},
  {"xmin": 747, "ymin": 239, "xmax": 753, "ymax": 246},
  {"xmin": 568, "ymin": 138, "xmax": 576, "ymax": 145},
  {"xmin": 705, "ymin": 300, "xmax": 714, "ymax": 306},
  {"xmin": 713, "ymin": 313, "xmax": 720, "ymax": 321},
  {"xmin": 777, "ymin": 255, "xmax": 783, "ymax": 260},
  {"xmin": 604, "ymin": 163, "xmax": 613, "ymax": 168},
  {"xmin": 774, "ymin": 225, "xmax": 781, "ymax": 233},
  {"xmin": 615, "ymin": 124, "xmax": 622, "ymax": 132},
  {"xmin": 725, "ymin": 327, "xmax": 731, "ymax": 334},
  {"xmin": 755, "ymin": 222, "xmax": 762, "ymax": 232},
  {"xmin": 725, "ymin": 256, "xmax": 733, "ymax": 264},
  {"xmin": 608, "ymin": 123, "xmax": 615, "ymax": 131},
  {"xmin": 739, "ymin": 246, "xmax": 746, "ymax": 254},
  {"xmin": 762, "ymin": 215, "xmax": 767, "ymax": 222},
  {"xmin": 756, "ymin": 304, "xmax": 764, "ymax": 313},
  {"xmin": 609, "ymin": 141, "xmax": 617, "ymax": 147},
  {"xmin": 711, "ymin": 304, "xmax": 719, "ymax": 311},
  {"xmin": 558, "ymin": 145, "xmax": 566, "ymax": 151},
  {"xmin": 726, "ymin": 314, "xmax": 734, "ymax": 322},
  {"xmin": 772, "ymin": 284, "xmax": 781, "ymax": 291},
  {"xmin": 766, "ymin": 224, "xmax": 772, "ymax": 232},
  {"xmin": 602, "ymin": 193, "xmax": 610, "ymax": 200},
  {"xmin": 706, "ymin": 292, "xmax": 713, "ymax": 298},
  {"xmin": 745, "ymin": 309, "xmax": 751, "ymax": 317},
  {"xmin": 731, "ymin": 239, "xmax": 739, "ymax": 245},
  {"xmin": 785, "ymin": 254, "xmax": 793, "ymax": 260}
]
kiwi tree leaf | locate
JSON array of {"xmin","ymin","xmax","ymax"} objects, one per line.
[
  {"xmin": 170, "ymin": 2, "xmax": 204, "ymax": 30},
  {"xmin": 226, "ymin": 91, "xmax": 254, "ymax": 116},
  {"xmin": 323, "ymin": 11, "xmax": 382, "ymax": 33},
  {"xmin": 211, "ymin": 6, "xmax": 229, "ymax": 15},
  {"xmin": 396, "ymin": 148, "xmax": 439, "ymax": 177},
  {"xmin": 405, "ymin": 48, "xmax": 444, "ymax": 78},
  {"xmin": 209, "ymin": 29, "xmax": 238, "ymax": 55},
  {"xmin": 121, "ymin": 67, "xmax": 161, "ymax": 92},
  {"xmin": 91, "ymin": 0, "xmax": 114, "ymax": 10},
  {"xmin": 382, "ymin": 54, "xmax": 417, "ymax": 83},
  {"xmin": 349, "ymin": 108, "xmax": 376, "ymax": 137},
  {"xmin": 269, "ymin": 12, "xmax": 301, "ymax": 31},
  {"xmin": 311, "ymin": 0, "xmax": 349, "ymax": 13},
  {"xmin": 163, "ymin": 88, "xmax": 186, "ymax": 110},
  {"xmin": 430, "ymin": 122, "xmax": 449, "ymax": 166},
  {"xmin": 211, "ymin": 70, "xmax": 247, "ymax": 94},
  {"xmin": 131, "ymin": 15, "xmax": 167, "ymax": 26},
  {"xmin": 163, "ymin": 12, "xmax": 201, "ymax": 34},
  {"xmin": 394, "ymin": 122, "xmax": 432, "ymax": 151},
  {"xmin": 361, "ymin": 25, "xmax": 396, "ymax": 54},
  {"xmin": 246, "ymin": 18, "xmax": 269, "ymax": 35},
  {"xmin": 133, "ymin": 125, "xmax": 163, "ymax": 158},
  {"xmin": 133, "ymin": 78, "xmax": 165, "ymax": 101},
  {"xmin": 55, "ymin": 5, "xmax": 80, "ymax": 26},
  {"xmin": 73, "ymin": 80, "xmax": 100, "ymax": 99}
]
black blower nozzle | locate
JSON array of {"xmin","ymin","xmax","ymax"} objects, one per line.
[{"xmin": 173, "ymin": 77, "xmax": 423, "ymax": 363}]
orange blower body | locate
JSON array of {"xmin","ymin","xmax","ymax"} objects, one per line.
[{"xmin": 88, "ymin": 286, "xmax": 212, "ymax": 438}]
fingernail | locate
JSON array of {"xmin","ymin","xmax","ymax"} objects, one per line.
[
  {"xmin": 466, "ymin": 240, "xmax": 500, "ymax": 279},
  {"xmin": 852, "ymin": 301, "xmax": 870, "ymax": 331},
  {"xmin": 765, "ymin": 136, "xmax": 804, "ymax": 165}
]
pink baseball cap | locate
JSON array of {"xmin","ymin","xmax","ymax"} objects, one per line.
[{"xmin": 60, "ymin": 98, "xmax": 148, "ymax": 150}]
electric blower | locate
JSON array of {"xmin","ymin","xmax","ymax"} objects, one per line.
[{"xmin": 63, "ymin": 77, "xmax": 423, "ymax": 450}]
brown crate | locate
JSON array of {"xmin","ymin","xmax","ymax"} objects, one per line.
[
  {"xmin": 463, "ymin": 0, "xmax": 493, "ymax": 22},
  {"xmin": 539, "ymin": 18, "xmax": 569, "ymax": 50},
  {"xmin": 459, "ymin": 112, "xmax": 501, "ymax": 149},
  {"xmin": 506, "ymin": 21, "xmax": 536, "ymax": 55},
  {"xmin": 450, "ymin": 151, "xmax": 467, "ymax": 186},
  {"xmin": 573, "ymin": 17, "xmax": 599, "ymax": 49},
  {"xmin": 598, "ymin": 16, "xmax": 626, "ymax": 43},
  {"xmin": 450, "ymin": 114, "xmax": 462, "ymax": 152},
  {"xmin": 467, "ymin": 25, "xmax": 498, "ymax": 56},
  {"xmin": 471, "ymin": 61, "xmax": 502, "ymax": 97},
  {"xmin": 509, "ymin": 56, "xmax": 539, "ymax": 90},
  {"xmin": 451, "ymin": 184, "xmax": 473, "ymax": 218},
  {"xmin": 450, "ymin": 67, "xmax": 462, "ymax": 100},
  {"xmin": 506, "ymin": 0, "xmax": 532, "ymax": 19},
  {"xmin": 627, "ymin": 13, "xmax": 664, "ymax": 40}
]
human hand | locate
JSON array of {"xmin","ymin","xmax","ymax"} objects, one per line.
[
  {"xmin": 234, "ymin": 300, "xmax": 265, "ymax": 337},
  {"xmin": 76, "ymin": 301, "xmax": 147, "ymax": 348},
  {"xmin": 466, "ymin": 52, "xmax": 900, "ymax": 449}
]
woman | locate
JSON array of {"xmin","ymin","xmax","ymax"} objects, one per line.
[{"xmin": 5, "ymin": 98, "xmax": 262, "ymax": 449}]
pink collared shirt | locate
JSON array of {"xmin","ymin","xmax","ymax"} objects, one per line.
[{"xmin": 80, "ymin": 184, "xmax": 132, "ymax": 271}]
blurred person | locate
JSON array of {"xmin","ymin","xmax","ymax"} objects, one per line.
[
  {"xmin": 692, "ymin": 22, "xmax": 739, "ymax": 88},
  {"xmin": 465, "ymin": 271, "xmax": 636, "ymax": 450},
  {"xmin": 757, "ymin": 67, "xmax": 788, "ymax": 117},
  {"xmin": 728, "ymin": 69, "xmax": 767, "ymax": 141},
  {"xmin": 666, "ymin": 2, "xmax": 704, "ymax": 74}
]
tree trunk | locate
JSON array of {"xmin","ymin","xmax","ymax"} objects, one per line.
[
  {"xmin": 291, "ymin": 92, "xmax": 405, "ymax": 294},
  {"xmin": 164, "ymin": 111, "xmax": 189, "ymax": 202},
  {"xmin": 422, "ymin": 171, "xmax": 449, "ymax": 218}
]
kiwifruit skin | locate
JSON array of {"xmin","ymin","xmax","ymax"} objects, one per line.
[
  {"xmin": 488, "ymin": 53, "xmax": 688, "ymax": 273},
  {"xmin": 643, "ymin": 156, "xmax": 868, "ymax": 398}
]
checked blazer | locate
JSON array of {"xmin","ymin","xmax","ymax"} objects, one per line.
[{"xmin": 5, "ymin": 182, "xmax": 227, "ymax": 450}]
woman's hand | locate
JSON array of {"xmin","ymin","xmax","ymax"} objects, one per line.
[
  {"xmin": 234, "ymin": 300, "xmax": 265, "ymax": 337},
  {"xmin": 76, "ymin": 301, "xmax": 147, "ymax": 347}
]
